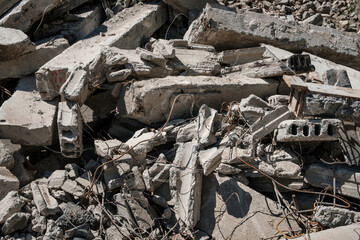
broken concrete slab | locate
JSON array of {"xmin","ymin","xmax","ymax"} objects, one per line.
[
  {"xmin": 0, "ymin": 36, "xmax": 69, "ymax": 80},
  {"xmin": 94, "ymin": 139, "xmax": 125, "ymax": 159},
  {"xmin": 307, "ymin": 53, "xmax": 360, "ymax": 90},
  {"xmin": 48, "ymin": 170, "xmax": 68, "ymax": 189},
  {"xmin": 0, "ymin": 77, "xmax": 58, "ymax": 146},
  {"xmin": 305, "ymin": 164, "xmax": 360, "ymax": 199},
  {"xmin": 238, "ymin": 94, "xmax": 274, "ymax": 124},
  {"xmin": 60, "ymin": 69, "xmax": 89, "ymax": 105},
  {"xmin": 60, "ymin": 179, "xmax": 85, "ymax": 198},
  {"xmin": 313, "ymin": 206, "xmax": 360, "ymax": 228},
  {"xmin": 293, "ymin": 223, "xmax": 360, "ymax": 240},
  {"xmin": 199, "ymin": 147, "xmax": 224, "ymax": 176},
  {"xmin": 195, "ymin": 105, "xmax": 219, "ymax": 147},
  {"xmin": 118, "ymin": 75, "xmax": 278, "ymax": 125},
  {"xmin": 0, "ymin": 191, "xmax": 24, "ymax": 224},
  {"xmin": 0, "ymin": 139, "xmax": 21, "ymax": 170},
  {"xmin": 218, "ymin": 47, "xmax": 265, "ymax": 66},
  {"xmin": 0, "ymin": 167, "xmax": 19, "ymax": 200},
  {"xmin": 185, "ymin": 4, "xmax": 360, "ymax": 71},
  {"xmin": 125, "ymin": 194, "xmax": 155, "ymax": 230},
  {"xmin": 0, "ymin": 0, "xmax": 63, "ymax": 33},
  {"xmin": 1, "ymin": 212, "xmax": 31, "ymax": 235},
  {"xmin": 152, "ymin": 39, "xmax": 175, "ymax": 59},
  {"xmin": 57, "ymin": 101, "xmax": 83, "ymax": 158},
  {"xmin": 31, "ymin": 182, "xmax": 60, "ymax": 216},
  {"xmin": 126, "ymin": 129, "xmax": 167, "ymax": 156},
  {"xmin": 251, "ymin": 106, "xmax": 294, "ymax": 142},
  {"xmin": 275, "ymin": 119, "xmax": 342, "ymax": 142},
  {"xmin": 197, "ymin": 173, "xmax": 300, "ymax": 239},
  {"xmin": 170, "ymin": 141, "xmax": 202, "ymax": 228},
  {"xmin": 36, "ymin": 3, "xmax": 168, "ymax": 100},
  {"xmin": 0, "ymin": 27, "xmax": 35, "ymax": 61}
]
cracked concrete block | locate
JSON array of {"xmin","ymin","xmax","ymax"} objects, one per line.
[
  {"xmin": 275, "ymin": 119, "xmax": 342, "ymax": 142},
  {"xmin": 221, "ymin": 147, "xmax": 254, "ymax": 164},
  {"xmin": 197, "ymin": 173, "xmax": 300, "ymax": 239},
  {"xmin": 216, "ymin": 163, "xmax": 242, "ymax": 175},
  {"xmin": 238, "ymin": 94, "xmax": 274, "ymax": 124},
  {"xmin": 240, "ymin": 59, "xmax": 294, "ymax": 78},
  {"xmin": 0, "ymin": 191, "xmax": 24, "ymax": 224},
  {"xmin": 126, "ymin": 129, "xmax": 167, "ymax": 156},
  {"xmin": 107, "ymin": 68, "xmax": 132, "ymax": 82},
  {"xmin": 0, "ymin": 27, "xmax": 35, "ymax": 61},
  {"xmin": 170, "ymin": 142, "xmax": 202, "ymax": 228},
  {"xmin": 259, "ymin": 160, "xmax": 301, "ymax": 178},
  {"xmin": 136, "ymin": 47, "xmax": 167, "ymax": 67},
  {"xmin": 251, "ymin": 106, "xmax": 294, "ymax": 141},
  {"xmin": 302, "ymin": 93, "xmax": 360, "ymax": 123},
  {"xmin": 103, "ymin": 161, "xmax": 124, "ymax": 191},
  {"xmin": 36, "ymin": 3, "xmax": 168, "ymax": 100},
  {"xmin": 323, "ymin": 69, "xmax": 352, "ymax": 88},
  {"xmin": 313, "ymin": 206, "xmax": 360, "ymax": 228},
  {"xmin": 48, "ymin": 170, "xmax": 68, "ymax": 189},
  {"xmin": 305, "ymin": 53, "xmax": 360, "ymax": 90},
  {"xmin": 305, "ymin": 164, "xmax": 360, "ymax": 199},
  {"xmin": 199, "ymin": 147, "xmax": 224, "ymax": 176},
  {"xmin": 57, "ymin": 101, "xmax": 83, "ymax": 158},
  {"xmin": 113, "ymin": 193, "xmax": 136, "ymax": 228},
  {"xmin": 176, "ymin": 121, "xmax": 196, "ymax": 142},
  {"xmin": 94, "ymin": 139, "xmax": 126, "ymax": 159},
  {"xmin": 0, "ymin": 139, "xmax": 21, "ymax": 170},
  {"xmin": 0, "ymin": 167, "xmax": 19, "ymax": 200},
  {"xmin": 185, "ymin": 4, "xmax": 360, "ymax": 71},
  {"xmin": 195, "ymin": 105, "xmax": 219, "ymax": 147},
  {"xmin": 152, "ymin": 39, "xmax": 175, "ymax": 59},
  {"xmin": 143, "ymin": 158, "xmax": 171, "ymax": 192},
  {"xmin": 169, "ymin": 45, "xmax": 221, "ymax": 76},
  {"xmin": 0, "ymin": 36, "xmax": 69, "ymax": 80},
  {"xmin": 61, "ymin": 179, "xmax": 85, "ymax": 198},
  {"xmin": 1, "ymin": 212, "xmax": 31, "ymax": 235},
  {"xmin": 60, "ymin": 69, "xmax": 89, "ymax": 105},
  {"xmin": 218, "ymin": 47, "xmax": 265, "ymax": 65},
  {"xmin": 126, "ymin": 194, "xmax": 155, "ymax": 230},
  {"xmin": 0, "ymin": 0, "xmax": 64, "ymax": 32},
  {"xmin": 31, "ymin": 182, "xmax": 60, "ymax": 216},
  {"xmin": 76, "ymin": 173, "xmax": 105, "ymax": 195},
  {"xmin": 118, "ymin": 75, "xmax": 278, "ymax": 125},
  {"xmin": 0, "ymin": 77, "xmax": 58, "ymax": 146}
]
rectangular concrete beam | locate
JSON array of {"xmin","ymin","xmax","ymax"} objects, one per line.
[
  {"xmin": 36, "ymin": 3, "xmax": 168, "ymax": 100},
  {"xmin": 117, "ymin": 75, "xmax": 279, "ymax": 125},
  {"xmin": 0, "ymin": 36, "xmax": 69, "ymax": 80},
  {"xmin": 305, "ymin": 164, "xmax": 360, "ymax": 199},
  {"xmin": 0, "ymin": 77, "xmax": 58, "ymax": 146},
  {"xmin": 185, "ymin": 3, "xmax": 360, "ymax": 71}
]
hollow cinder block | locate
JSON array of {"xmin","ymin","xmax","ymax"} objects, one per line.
[{"xmin": 275, "ymin": 119, "xmax": 342, "ymax": 142}]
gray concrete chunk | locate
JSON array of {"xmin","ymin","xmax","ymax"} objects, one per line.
[
  {"xmin": 0, "ymin": 167, "xmax": 19, "ymax": 200},
  {"xmin": 185, "ymin": 4, "xmax": 360, "ymax": 71},
  {"xmin": 0, "ymin": 27, "xmax": 35, "ymax": 61},
  {"xmin": 60, "ymin": 69, "xmax": 89, "ymax": 105},
  {"xmin": 0, "ymin": 139, "xmax": 21, "ymax": 170},
  {"xmin": 31, "ymin": 182, "xmax": 60, "ymax": 216},
  {"xmin": 118, "ymin": 75, "xmax": 278, "ymax": 125},
  {"xmin": 0, "ymin": 36, "xmax": 69, "ymax": 80},
  {"xmin": 36, "ymin": 3, "xmax": 168, "ymax": 100},
  {"xmin": 0, "ymin": 191, "xmax": 24, "ymax": 224},
  {"xmin": 1, "ymin": 212, "xmax": 30, "ymax": 235},
  {"xmin": 0, "ymin": 77, "xmax": 58, "ymax": 146}
]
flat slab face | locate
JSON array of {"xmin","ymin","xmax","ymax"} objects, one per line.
[
  {"xmin": 117, "ymin": 75, "xmax": 278, "ymax": 125},
  {"xmin": 0, "ymin": 27, "xmax": 35, "ymax": 61},
  {"xmin": 197, "ymin": 173, "xmax": 300, "ymax": 239},
  {"xmin": 0, "ymin": 77, "xmax": 58, "ymax": 146}
]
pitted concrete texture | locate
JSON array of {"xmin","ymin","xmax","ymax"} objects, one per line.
[
  {"xmin": 36, "ymin": 3, "xmax": 168, "ymax": 100},
  {"xmin": 275, "ymin": 119, "xmax": 342, "ymax": 142},
  {"xmin": 0, "ymin": 77, "xmax": 58, "ymax": 146},
  {"xmin": 57, "ymin": 101, "xmax": 83, "ymax": 158},
  {"xmin": 0, "ymin": 27, "xmax": 35, "ymax": 61},
  {"xmin": 0, "ymin": 167, "xmax": 19, "ymax": 200},
  {"xmin": 118, "ymin": 75, "xmax": 278, "ymax": 125},
  {"xmin": 185, "ymin": 4, "xmax": 360, "ymax": 71}
]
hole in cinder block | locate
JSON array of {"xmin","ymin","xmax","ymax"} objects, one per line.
[
  {"xmin": 62, "ymin": 150, "xmax": 76, "ymax": 157},
  {"xmin": 63, "ymin": 143, "xmax": 76, "ymax": 151},
  {"xmin": 62, "ymin": 130, "xmax": 74, "ymax": 139},
  {"xmin": 328, "ymin": 125, "xmax": 335, "ymax": 136},
  {"xmin": 291, "ymin": 124, "xmax": 298, "ymax": 135},
  {"xmin": 303, "ymin": 125, "xmax": 310, "ymax": 136},
  {"xmin": 315, "ymin": 124, "xmax": 321, "ymax": 136}
]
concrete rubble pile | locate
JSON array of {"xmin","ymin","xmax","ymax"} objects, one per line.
[{"xmin": 0, "ymin": 0, "xmax": 360, "ymax": 239}]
